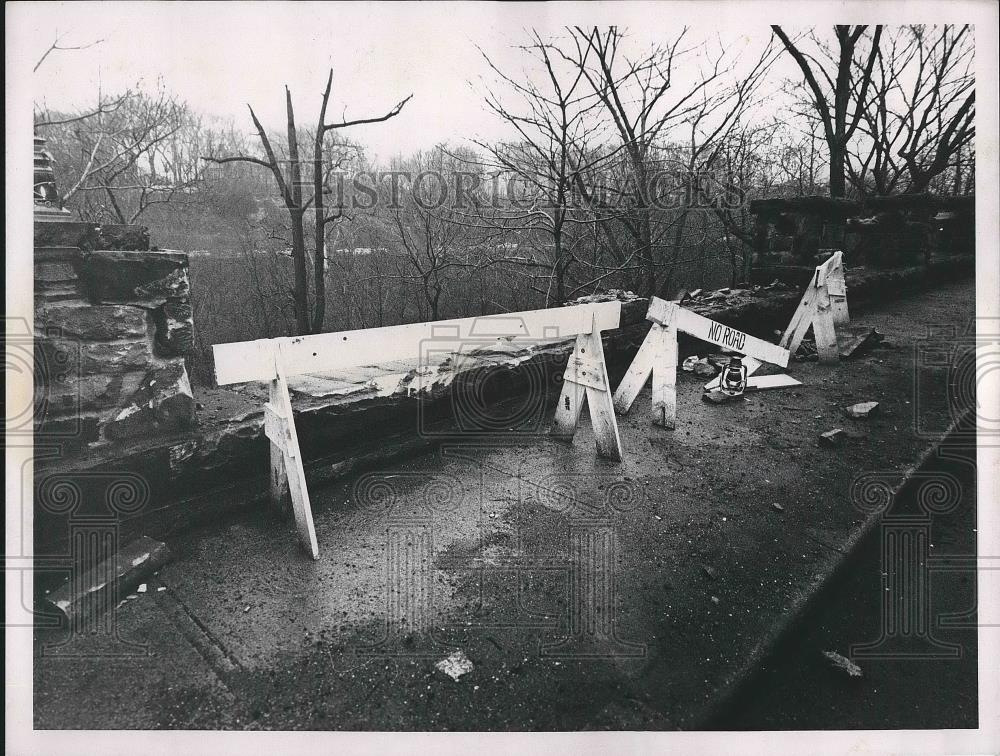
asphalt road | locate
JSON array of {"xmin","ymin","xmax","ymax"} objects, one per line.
[
  {"xmin": 717, "ymin": 438, "xmax": 978, "ymax": 730},
  {"xmin": 32, "ymin": 278, "xmax": 978, "ymax": 731}
]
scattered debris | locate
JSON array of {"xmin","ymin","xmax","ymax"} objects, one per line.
[
  {"xmin": 137, "ymin": 583, "xmax": 147, "ymax": 593},
  {"xmin": 682, "ymin": 355, "xmax": 700, "ymax": 373},
  {"xmin": 243, "ymin": 605, "xmax": 251, "ymax": 613},
  {"xmin": 689, "ymin": 288, "xmax": 703, "ymax": 299},
  {"xmin": 819, "ymin": 428, "xmax": 848, "ymax": 447},
  {"xmin": 702, "ymin": 565, "xmax": 718, "ymax": 580},
  {"xmin": 157, "ymin": 586, "xmax": 167, "ymax": 592},
  {"xmin": 822, "ymin": 650, "xmax": 863, "ymax": 678},
  {"xmin": 40, "ymin": 536, "xmax": 172, "ymax": 626},
  {"xmin": 771, "ymin": 502, "xmax": 785, "ymax": 512},
  {"xmin": 692, "ymin": 358, "xmax": 719, "ymax": 378},
  {"xmin": 702, "ymin": 388, "xmax": 742, "ymax": 404},
  {"xmin": 845, "ymin": 401, "xmax": 879, "ymax": 419},
  {"xmin": 793, "ymin": 338, "xmax": 819, "ymax": 362},
  {"xmin": 838, "ymin": 326, "xmax": 885, "ymax": 359},
  {"xmin": 710, "ymin": 596, "xmax": 720, "ymax": 605},
  {"xmin": 675, "ymin": 289, "xmax": 690, "ymax": 303},
  {"xmin": 744, "ymin": 374, "xmax": 802, "ymax": 392},
  {"xmin": 435, "ymin": 650, "xmax": 474, "ymax": 681}
]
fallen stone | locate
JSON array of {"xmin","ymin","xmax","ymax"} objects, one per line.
[
  {"xmin": 41, "ymin": 536, "xmax": 172, "ymax": 626},
  {"xmin": 819, "ymin": 428, "xmax": 848, "ymax": 447},
  {"xmin": 838, "ymin": 326, "xmax": 884, "ymax": 359},
  {"xmin": 822, "ymin": 650, "xmax": 863, "ymax": 678},
  {"xmin": 702, "ymin": 389, "xmax": 741, "ymax": 404},
  {"xmin": 693, "ymin": 359, "xmax": 719, "ymax": 378},
  {"xmin": 771, "ymin": 502, "xmax": 785, "ymax": 512},
  {"xmin": 845, "ymin": 401, "xmax": 879, "ymax": 419},
  {"xmin": 435, "ymin": 650, "xmax": 474, "ymax": 681}
]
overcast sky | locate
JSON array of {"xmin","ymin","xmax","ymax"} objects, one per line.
[{"xmin": 24, "ymin": 2, "xmax": 811, "ymax": 161}]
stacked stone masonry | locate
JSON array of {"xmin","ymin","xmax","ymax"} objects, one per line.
[{"xmin": 34, "ymin": 222, "xmax": 196, "ymax": 448}]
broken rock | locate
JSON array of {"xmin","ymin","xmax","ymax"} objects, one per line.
[
  {"xmin": 693, "ymin": 359, "xmax": 719, "ymax": 378},
  {"xmin": 822, "ymin": 650, "xmax": 863, "ymax": 678},
  {"xmin": 702, "ymin": 389, "xmax": 741, "ymax": 405},
  {"xmin": 435, "ymin": 650, "xmax": 474, "ymax": 681},
  {"xmin": 819, "ymin": 428, "xmax": 848, "ymax": 447},
  {"xmin": 845, "ymin": 401, "xmax": 879, "ymax": 419}
]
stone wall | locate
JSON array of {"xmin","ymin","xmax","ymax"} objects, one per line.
[
  {"xmin": 750, "ymin": 194, "xmax": 975, "ymax": 268},
  {"xmin": 34, "ymin": 222, "xmax": 196, "ymax": 449}
]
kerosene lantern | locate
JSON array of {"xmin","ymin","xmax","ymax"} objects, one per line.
[{"xmin": 720, "ymin": 355, "xmax": 748, "ymax": 397}]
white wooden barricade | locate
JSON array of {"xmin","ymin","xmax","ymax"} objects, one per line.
[
  {"xmin": 779, "ymin": 251, "xmax": 849, "ymax": 364},
  {"xmin": 613, "ymin": 297, "xmax": 791, "ymax": 428},
  {"xmin": 213, "ymin": 302, "xmax": 624, "ymax": 558}
]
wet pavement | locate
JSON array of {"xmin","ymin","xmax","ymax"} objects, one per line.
[{"xmin": 33, "ymin": 278, "xmax": 977, "ymax": 730}]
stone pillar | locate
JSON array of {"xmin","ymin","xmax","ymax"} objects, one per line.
[{"xmin": 33, "ymin": 139, "xmax": 197, "ymax": 449}]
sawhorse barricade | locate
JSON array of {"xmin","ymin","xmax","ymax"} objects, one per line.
[
  {"xmin": 779, "ymin": 250, "xmax": 849, "ymax": 364},
  {"xmin": 212, "ymin": 302, "xmax": 624, "ymax": 558},
  {"xmin": 613, "ymin": 297, "xmax": 791, "ymax": 428}
]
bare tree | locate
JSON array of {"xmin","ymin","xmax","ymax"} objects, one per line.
[
  {"xmin": 561, "ymin": 26, "xmax": 773, "ymax": 296},
  {"xmin": 771, "ymin": 24, "xmax": 883, "ymax": 197},
  {"xmin": 473, "ymin": 31, "xmax": 622, "ymax": 304},
  {"xmin": 847, "ymin": 25, "xmax": 974, "ymax": 195},
  {"xmin": 37, "ymin": 86, "xmax": 203, "ymax": 224},
  {"xmin": 202, "ymin": 70, "xmax": 410, "ymax": 334}
]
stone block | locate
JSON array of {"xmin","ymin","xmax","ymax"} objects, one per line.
[
  {"xmin": 92, "ymin": 224, "xmax": 150, "ymax": 251},
  {"xmin": 41, "ymin": 536, "xmax": 172, "ymax": 626},
  {"xmin": 80, "ymin": 250, "xmax": 190, "ymax": 306},
  {"xmin": 42, "ymin": 371, "xmax": 147, "ymax": 415},
  {"xmin": 34, "ymin": 262, "xmax": 79, "ymax": 283},
  {"xmin": 33, "ymin": 220, "xmax": 97, "ymax": 249},
  {"xmin": 36, "ymin": 303, "xmax": 150, "ymax": 342},
  {"xmin": 105, "ymin": 361, "xmax": 195, "ymax": 440},
  {"xmin": 37, "ymin": 337, "xmax": 154, "ymax": 377},
  {"xmin": 155, "ymin": 300, "xmax": 194, "ymax": 356}
]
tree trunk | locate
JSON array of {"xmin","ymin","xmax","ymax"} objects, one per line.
[
  {"xmin": 829, "ymin": 144, "xmax": 847, "ymax": 198},
  {"xmin": 289, "ymin": 211, "xmax": 310, "ymax": 335}
]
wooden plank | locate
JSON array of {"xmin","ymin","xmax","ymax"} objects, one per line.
[
  {"xmin": 214, "ymin": 301, "xmax": 622, "ymax": 386},
  {"xmin": 582, "ymin": 318, "xmax": 624, "ymax": 461},
  {"xmin": 783, "ymin": 286, "xmax": 820, "ymax": 355},
  {"xmin": 611, "ymin": 329, "xmax": 656, "ymax": 415},
  {"xmin": 271, "ymin": 346, "xmax": 319, "ymax": 560},
  {"xmin": 672, "ymin": 304, "xmax": 790, "ymax": 367},
  {"xmin": 264, "ymin": 401, "xmax": 292, "ymax": 514},
  {"xmin": 651, "ymin": 324, "xmax": 677, "ymax": 429},
  {"xmin": 779, "ymin": 284, "xmax": 818, "ymax": 350},
  {"xmin": 828, "ymin": 256, "xmax": 850, "ymax": 326},
  {"xmin": 813, "ymin": 295, "xmax": 840, "ymax": 365},
  {"xmin": 744, "ymin": 374, "xmax": 802, "ymax": 391},
  {"xmin": 551, "ymin": 335, "xmax": 587, "ymax": 441},
  {"xmin": 563, "ymin": 354, "xmax": 608, "ymax": 391}
]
